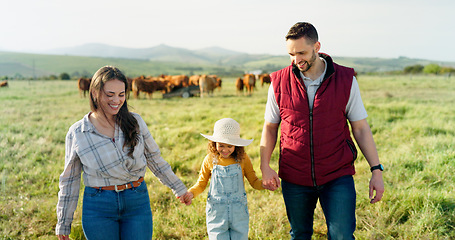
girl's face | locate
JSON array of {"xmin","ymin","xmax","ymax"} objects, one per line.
[
  {"xmin": 216, "ymin": 142, "xmax": 235, "ymax": 158},
  {"xmin": 95, "ymin": 79, "xmax": 126, "ymax": 118}
]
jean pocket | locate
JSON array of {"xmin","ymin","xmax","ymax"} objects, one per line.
[
  {"xmin": 217, "ymin": 174, "xmax": 240, "ymax": 195},
  {"xmin": 206, "ymin": 202, "xmax": 214, "ymax": 216},
  {"xmin": 84, "ymin": 187, "xmax": 102, "ymax": 197},
  {"xmin": 206, "ymin": 202, "xmax": 226, "ymax": 223},
  {"xmin": 132, "ymin": 182, "xmax": 148, "ymax": 194}
]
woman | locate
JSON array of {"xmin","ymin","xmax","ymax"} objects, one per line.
[{"xmin": 56, "ymin": 66, "xmax": 190, "ymax": 240}]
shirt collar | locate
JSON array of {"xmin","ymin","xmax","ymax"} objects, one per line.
[
  {"xmin": 80, "ymin": 112, "xmax": 96, "ymax": 133},
  {"xmin": 81, "ymin": 112, "xmax": 121, "ymax": 138},
  {"xmin": 299, "ymin": 58, "xmax": 327, "ymax": 84}
]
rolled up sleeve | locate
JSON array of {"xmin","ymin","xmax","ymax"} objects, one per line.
[{"xmin": 55, "ymin": 130, "xmax": 82, "ymax": 235}]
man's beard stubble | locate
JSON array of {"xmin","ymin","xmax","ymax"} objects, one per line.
[{"xmin": 299, "ymin": 50, "xmax": 317, "ymax": 73}]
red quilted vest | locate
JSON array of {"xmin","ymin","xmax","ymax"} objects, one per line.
[{"xmin": 271, "ymin": 53, "xmax": 357, "ymax": 186}]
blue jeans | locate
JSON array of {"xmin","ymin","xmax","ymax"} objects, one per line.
[
  {"xmin": 82, "ymin": 181, "xmax": 153, "ymax": 240},
  {"xmin": 282, "ymin": 175, "xmax": 356, "ymax": 240}
]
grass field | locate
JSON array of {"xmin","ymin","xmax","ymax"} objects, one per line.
[{"xmin": 0, "ymin": 75, "xmax": 454, "ymax": 239}]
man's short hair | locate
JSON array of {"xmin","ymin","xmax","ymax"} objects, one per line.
[{"xmin": 285, "ymin": 22, "xmax": 319, "ymax": 44}]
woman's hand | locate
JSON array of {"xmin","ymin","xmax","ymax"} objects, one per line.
[{"xmin": 178, "ymin": 191, "xmax": 193, "ymax": 205}]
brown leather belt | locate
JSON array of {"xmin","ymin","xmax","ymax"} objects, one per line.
[{"xmin": 93, "ymin": 177, "xmax": 144, "ymax": 192}]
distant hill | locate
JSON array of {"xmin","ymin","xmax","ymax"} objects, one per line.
[
  {"xmin": 1, "ymin": 43, "xmax": 454, "ymax": 78},
  {"xmin": 194, "ymin": 46, "xmax": 243, "ymax": 57},
  {"xmin": 45, "ymin": 43, "xmax": 213, "ymax": 64}
]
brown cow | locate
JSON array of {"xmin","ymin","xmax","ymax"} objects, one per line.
[
  {"xmin": 199, "ymin": 75, "xmax": 217, "ymax": 98},
  {"xmin": 243, "ymin": 74, "xmax": 256, "ymax": 95},
  {"xmin": 126, "ymin": 77, "xmax": 133, "ymax": 99},
  {"xmin": 132, "ymin": 77, "xmax": 170, "ymax": 99},
  {"xmin": 189, "ymin": 75, "xmax": 221, "ymax": 90},
  {"xmin": 78, "ymin": 78, "xmax": 91, "ymax": 98},
  {"xmin": 235, "ymin": 77, "xmax": 244, "ymax": 95},
  {"xmin": 209, "ymin": 75, "xmax": 222, "ymax": 91},
  {"xmin": 164, "ymin": 75, "xmax": 189, "ymax": 90},
  {"xmin": 0, "ymin": 80, "xmax": 8, "ymax": 88},
  {"xmin": 154, "ymin": 78, "xmax": 172, "ymax": 93},
  {"xmin": 189, "ymin": 75, "xmax": 200, "ymax": 86},
  {"xmin": 259, "ymin": 73, "xmax": 271, "ymax": 87},
  {"xmin": 216, "ymin": 78, "xmax": 222, "ymax": 90}
]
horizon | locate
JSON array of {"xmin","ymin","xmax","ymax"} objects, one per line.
[
  {"xmin": 1, "ymin": 42, "xmax": 453, "ymax": 64},
  {"xmin": 1, "ymin": 0, "xmax": 454, "ymax": 62}
]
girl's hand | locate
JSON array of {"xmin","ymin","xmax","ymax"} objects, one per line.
[{"xmin": 178, "ymin": 192, "xmax": 193, "ymax": 205}]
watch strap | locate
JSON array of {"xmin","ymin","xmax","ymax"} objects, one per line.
[{"xmin": 370, "ymin": 164, "xmax": 384, "ymax": 172}]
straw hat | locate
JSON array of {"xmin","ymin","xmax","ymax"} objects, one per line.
[{"xmin": 201, "ymin": 118, "xmax": 253, "ymax": 146}]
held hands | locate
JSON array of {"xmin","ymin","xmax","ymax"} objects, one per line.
[
  {"xmin": 178, "ymin": 191, "xmax": 193, "ymax": 205},
  {"xmin": 261, "ymin": 167, "xmax": 280, "ymax": 191}
]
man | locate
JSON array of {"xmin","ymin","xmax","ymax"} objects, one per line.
[{"xmin": 260, "ymin": 22, "xmax": 384, "ymax": 239}]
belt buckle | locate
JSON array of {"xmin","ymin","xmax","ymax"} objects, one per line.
[{"xmin": 114, "ymin": 184, "xmax": 128, "ymax": 192}]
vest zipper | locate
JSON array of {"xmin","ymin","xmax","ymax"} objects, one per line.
[
  {"xmin": 302, "ymin": 78, "xmax": 317, "ymax": 187},
  {"xmin": 309, "ymin": 110, "xmax": 316, "ymax": 186}
]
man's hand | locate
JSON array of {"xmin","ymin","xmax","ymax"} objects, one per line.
[
  {"xmin": 261, "ymin": 166, "xmax": 280, "ymax": 191},
  {"xmin": 369, "ymin": 171, "xmax": 384, "ymax": 204},
  {"xmin": 260, "ymin": 121, "xmax": 280, "ymax": 191}
]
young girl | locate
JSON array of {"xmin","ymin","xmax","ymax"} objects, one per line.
[{"xmin": 183, "ymin": 118, "xmax": 264, "ymax": 240}]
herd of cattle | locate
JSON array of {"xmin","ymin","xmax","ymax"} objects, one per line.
[
  {"xmin": 235, "ymin": 73, "xmax": 270, "ymax": 95},
  {"xmin": 77, "ymin": 73, "xmax": 271, "ymax": 99},
  {"xmin": 0, "ymin": 74, "xmax": 272, "ymax": 97}
]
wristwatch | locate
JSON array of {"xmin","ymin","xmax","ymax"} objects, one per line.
[{"xmin": 370, "ymin": 164, "xmax": 384, "ymax": 172}]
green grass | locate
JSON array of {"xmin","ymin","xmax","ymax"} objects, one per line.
[{"xmin": 0, "ymin": 75, "xmax": 454, "ymax": 239}]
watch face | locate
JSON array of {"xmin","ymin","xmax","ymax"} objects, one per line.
[{"xmin": 379, "ymin": 164, "xmax": 384, "ymax": 171}]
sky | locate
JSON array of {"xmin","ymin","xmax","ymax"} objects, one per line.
[{"xmin": 1, "ymin": 0, "xmax": 454, "ymax": 62}]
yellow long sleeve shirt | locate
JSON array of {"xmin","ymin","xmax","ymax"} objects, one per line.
[{"xmin": 188, "ymin": 153, "xmax": 264, "ymax": 198}]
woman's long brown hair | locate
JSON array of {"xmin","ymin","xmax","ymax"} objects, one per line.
[{"xmin": 89, "ymin": 66, "xmax": 139, "ymax": 158}]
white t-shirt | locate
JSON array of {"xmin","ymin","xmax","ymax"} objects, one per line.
[{"xmin": 264, "ymin": 58, "xmax": 368, "ymax": 124}]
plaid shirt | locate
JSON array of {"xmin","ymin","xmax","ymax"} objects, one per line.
[{"xmin": 55, "ymin": 112, "xmax": 187, "ymax": 235}]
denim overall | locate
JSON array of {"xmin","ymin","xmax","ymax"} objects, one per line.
[{"xmin": 206, "ymin": 158, "xmax": 249, "ymax": 240}]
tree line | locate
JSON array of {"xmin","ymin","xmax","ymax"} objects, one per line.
[{"xmin": 403, "ymin": 64, "xmax": 455, "ymax": 75}]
